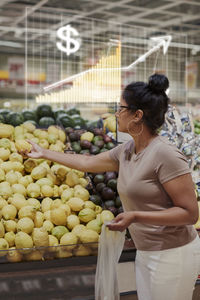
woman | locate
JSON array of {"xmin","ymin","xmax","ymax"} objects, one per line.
[{"xmin": 25, "ymin": 74, "xmax": 200, "ymax": 300}]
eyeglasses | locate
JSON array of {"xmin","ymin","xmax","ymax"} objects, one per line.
[{"xmin": 116, "ymin": 105, "xmax": 130, "ymax": 113}]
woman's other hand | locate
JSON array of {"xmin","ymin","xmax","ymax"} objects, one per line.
[{"xmin": 107, "ymin": 211, "xmax": 136, "ymax": 232}]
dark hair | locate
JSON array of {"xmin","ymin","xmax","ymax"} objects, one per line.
[{"xmin": 122, "ymin": 73, "xmax": 170, "ymax": 134}]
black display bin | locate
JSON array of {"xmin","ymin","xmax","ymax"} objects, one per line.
[{"xmin": 0, "ymin": 248, "xmax": 136, "ymax": 300}]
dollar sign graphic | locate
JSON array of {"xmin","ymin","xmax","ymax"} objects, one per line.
[{"xmin": 56, "ymin": 24, "xmax": 80, "ymax": 56}]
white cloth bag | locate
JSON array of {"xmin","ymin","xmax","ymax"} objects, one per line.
[{"xmin": 95, "ymin": 224, "xmax": 125, "ymax": 300}]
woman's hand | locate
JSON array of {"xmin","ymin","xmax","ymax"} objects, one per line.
[
  {"xmin": 20, "ymin": 140, "xmax": 44, "ymax": 159},
  {"xmin": 106, "ymin": 211, "xmax": 136, "ymax": 232}
]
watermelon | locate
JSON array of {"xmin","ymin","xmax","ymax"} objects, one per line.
[
  {"xmin": 66, "ymin": 107, "xmax": 80, "ymax": 116},
  {"xmin": 0, "ymin": 109, "xmax": 10, "ymax": 123},
  {"xmin": 7, "ymin": 112, "xmax": 24, "ymax": 126},
  {"xmin": 53, "ymin": 109, "xmax": 67, "ymax": 119},
  {"xmin": 0, "ymin": 109, "xmax": 10, "ymax": 116},
  {"xmin": 70, "ymin": 114, "xmax": 81, "ymax": 120},
  {"xmin": 39, "ymin": 117, "xmax": 55, "ymax": 128},
  {"xmin": 22, "ymin": 109, "xmax": 37, "ymax": 122},
  {"xmin": 56, "ymin": 113, "xmax": 75, "ymax": 128},
  {"xmin": 0, "ymin": 114, "xmax": 5, "ymax": 123},
  {"xmin": 71, "ymin": 114, "xmax": 86, "ymax": 127},
  {"xmin": 36, "ymin": 104, "xmax": 53, "ymax": 119}
]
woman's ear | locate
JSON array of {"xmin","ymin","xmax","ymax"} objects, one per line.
[{"xmin": 134, "ymin": 109, "xmax": 143, "ymax": 122}]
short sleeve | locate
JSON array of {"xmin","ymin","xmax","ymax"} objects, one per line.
[
  {"xmin": 108, "ymin": 143, "xmax": 124, "ymax": 162},
  {"xmin": 155, "ymin": 146, "xmax": 191, "ymax": 184},
  {"xmin": 108, "ymin": 140, "xmax": 134, "ymax": 162}
]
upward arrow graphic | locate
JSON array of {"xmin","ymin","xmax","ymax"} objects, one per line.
[
  {"xmin": 150, "ymin": 35, "xmax": 172, "ymax": 55},
  {"xmin": 123, "ymin": 35, "xmax": 172, "ymax": 71},
  {"xmin": 44, "ymin": 35, "xmax": 172, "ymax": 92}
]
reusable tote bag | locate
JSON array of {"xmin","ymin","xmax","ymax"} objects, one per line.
[{"xmin": 95, "ymin": 224, "xmax": 125, "ymax": 300}]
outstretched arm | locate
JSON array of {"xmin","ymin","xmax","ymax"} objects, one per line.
[{"xmin": 25, "ymin": 140, "xmax": 119, "ymax": 173}]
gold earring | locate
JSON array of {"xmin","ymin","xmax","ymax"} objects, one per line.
[{"xmin": 127, "ymin": 120, "xmax": 143, "ymax": 137}]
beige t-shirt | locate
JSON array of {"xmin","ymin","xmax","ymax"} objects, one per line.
[{"xmin": 109, "ymin": 135, "xmax": 197, "ymax": 251}]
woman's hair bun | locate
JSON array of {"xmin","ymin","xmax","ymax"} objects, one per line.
[{"xmin": 148, "ymin": 73, "xmax": 169, "ymax": 93}]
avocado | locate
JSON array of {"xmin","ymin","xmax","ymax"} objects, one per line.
[
  {"xmin": 104, "ymin": 171, "xmax": 117, "ymax": 183},
  {"xmin": 69, "ymin": 132, "xmax": 80, "ymax": 142},
  {"xmin": 101, "ymin": 187, "xmax": 115, "ymax": 200},
  {"xmin": 106, "ymin": 142, "xmax": 115, "ymax": 150},
  {"xmin": 107, "ymin": 179, "xmax": 117, "ymax": 191},
  {"xmin": 108, "ymin": 206, "xmax": 118, "ymax": 216},
  {"xmin": 104, "ymin": 200, "xmax": 115, "ymax": 208},
  {"xmin": 94, "ymin": 140, "xmax": 104, "ymax": 149},
  {"xmin": 93, "ymin": 128, "xmax": 104, "ymax": 136},
  {"xmin": 96, "ymin": 182, "xmax": 106, "ymax": 193},
  {"xmin": 93, "ymin": 135, "xmax": 103, "ymax": 143},
  {"xmin": 90, "ymin": 145, "xmax": 100, "ymax": 155},
  {"xmin": 71, "ymin": 142, "xmax": 81, "ymax": 153},
  {"xmin": 80, "ymin": 140, "xmax": 92, "ymax": 149},
  {"xmin": 65, "ymin": 127, "xmax": 74, "ymax": 134},
  {"xmin": 100, "ymin": 148, "xmax": 108, "ymax": 153},
  {"xmin": 94, "ymin": 174, "xmax": 105, "ymax": 184},
  {"xmin": 71, "ymin": 140, "xmax": 80, "ymax": 146},
  {"xmin": 89, "ymin": 194, "xmax": 102, "ymax": 206},
  {"xmin": 76, "ymin": 129, "xmax": 87, "ymax": 136},
  {"xmin": 115, "ymin": 196, "xmax": 122, "ymax": 208},
  {"xmin": 103, "ymin": 135, "xmax": 112, "ymax": 143}
]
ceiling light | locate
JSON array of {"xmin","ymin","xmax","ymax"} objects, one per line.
[{"xmin": 0, "ymin": 41, "xmax": 23, "ymax": 48}]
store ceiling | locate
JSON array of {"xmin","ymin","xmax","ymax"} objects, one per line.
[{"xmin": 0, "ymin": 0, "xmax": 200, "ymax": 56}]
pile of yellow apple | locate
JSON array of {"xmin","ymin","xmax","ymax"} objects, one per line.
[{"xmin": 0, "ymin": 122, "xmax": 114, "ymax": 262}]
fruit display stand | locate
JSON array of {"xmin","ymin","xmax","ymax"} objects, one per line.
[
  {"xmin": 0, "ymin": 108, "xmax": 122, "ymax": 258},
  {"xmin": 0, "ymin": 239, "xmax": 199, "ymax": 300},
  {"xmin": 0, "ymin": 242, "xmax": 137, "ymax": 300}
]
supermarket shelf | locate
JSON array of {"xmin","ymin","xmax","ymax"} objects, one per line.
[
  {"xmin": 0, "ymin": 247, "xmax": 199, "ymax": 300},
  {"xmin": 0, "ymin": 248, "xmax": 136, "ymax": 300},
  {"xmin": 0, "ymin": 247, "xmax": 136, "ymax": 273}
]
